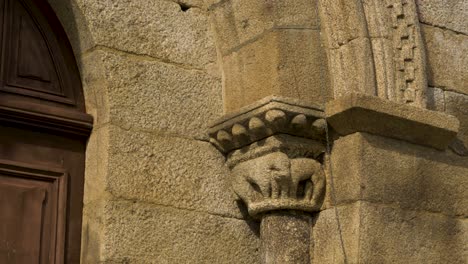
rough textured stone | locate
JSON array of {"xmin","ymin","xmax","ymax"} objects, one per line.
[
  {"xmin": 326, "ymin": 93, "xmax": 459, "ymax": 150},
  {"xmin": 423, "ymin": 25, "xmax": 468, "ymax": 95},
  {"xmin": 261, "ymin": 212, "xmax": 312, "ymax": 264},
  {"xmin": 416, "ymin": 0, "xmax": 468, "ymax": 35},
  {"xmin": 445, "ymin": 91, "xmax": 468, "ymax": 152},
  {"xmin": 313, "ymin": 202, "xmax": 468, "ymax": 263},
  {"xmin": 363, "ymin": 0, "xmax": 428, "ymax": 106},
  {"xmin": 358, "ymin": 202, "xmax": 467, "ymax": 263},
  {"xmin": 208, "ymin": 96, "xmax": 325, "ymax": 153},
  {"xmin": 312, "ymin": 203, "xmax": 360, "ymax": 263},
  {"xmin": 318, "ymin": 0, "xmax": 368, "ymax": 49},
  {"xmin": 427, "ymin": 87, "xmax": 446, "ymax": 112},
  {"xmin": 210, "ymin": 0, "xmax": 319, "ymax": 55},
  {"xmin": 327, "ymin": 38, "xmax": 376, "ymax": 98},
  {"xmin": 83, "ymin": 125, "xmax": 110, "ymax": 206},
  {"xmin": 231, "ymin": 149, "xmax": 325, "ymax": 218},
  {"xmin": 84, "ymin": 49, "xmax": 223, "ymax": 139},
  {"xmin": 83, "ymin": 200, "xmax": 260, "ymax": 263},
  {"xmin": 106, "ymin": 124, "xmax": 242, "ymax": 218},
  {"xmin": 54, "ymin": 0, "xmax": 216, "ymax": 68},
  {"xmin": 329, "ymin": 133, "xmax": 468, "ymax": 217},
  {"xmin": 223, "ymin": 29, "xmax": 329, "ymax": 113}
]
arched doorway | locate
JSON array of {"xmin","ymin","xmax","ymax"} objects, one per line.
[{"xmin": 0, "ymin": 0, "xmax": 92, "ymax": 263}]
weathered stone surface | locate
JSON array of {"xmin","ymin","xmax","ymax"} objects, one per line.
[
  {"xmin": 327, "ymin": 38, "xmax": 377, "ymax": 98},
  {"xmin": 53, "ymin": 0, "xmax": 216, "ymax": 68},
  {"xmin": 231, "ymin": 150, "xmax": 325, "ymax": 218},
  {"xmin": 80, "ymin": 51, "xmax": 110, "ymax": 126},
  {"xmin": 319, "ymin": 0, "xmax": 368, "ymax": 49},
  {"xmin": 83, "ymin": 125, "xmax": 110, "ymax": 206},
  {"xmin": 427, "ymin": 87, "xmax": 446, "ymax": 112},
  {"xmin": 329, "ymin": 133, "xmax": 468, "ymax": 217},
  {"xmin": 209, "ymin": 96, "xmax": 325, "ymax": 153},
  {"xmin": 83, "ymin": 200, "xmax": 260, "ymax": 263},
  {"xmin": 84, "ymin": 49, "xmax": 223, "ymax": 139},
  {"xmin": 312, "ymin": 203, "xmax": 361, "ymax": 263},
  {"xmin": 445, "ymin": 91, "xmax": 468, "ymax": 152},
  {"xmin": 423, "ymin": 25, "xmax": 468, "ymax": 95},
  {"xmin": 326, "ymin": 93, "xmax": 459, "ymax": 150},
  {"xmin": 363, "ymin": 0, "xmax": 428, "ymax": 106},
  {"xmin": 261, "ymin": 212, "xmax": 312, "ymax": 264},
  {"xmin": 210, "ymin": 0, "xmax": 319, "ymax": 55},
  {"xmin": 416, "ymin": 0, "xmax": 468, "ymax": 35},
  {"xmin": 222, "ymin": 29, "xmax": 329, "ymax": 113},
  {"xmin": 105, "ymin": 124, "xmax": 242, "ymax": 218},
  {"xmin": 358, "ymin": 202, "xmax": 467, "ymax": 263},
  {"xmin": 313, "ymin": 202, "xmax": 468, "ymax": 263}
]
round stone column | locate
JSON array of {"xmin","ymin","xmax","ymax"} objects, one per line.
[{"xmin": 261, "ymin": 211, "xmax": 312, "ymax": 264}]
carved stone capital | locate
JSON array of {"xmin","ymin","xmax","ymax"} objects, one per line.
[
  {"xmin": 231, "ymin": 148, "xmax": 325, "ymax": 219},
  {"xmin": 208, "ymin": 96, "xmax": 326, "ymax": 154},
  {"xmin": 209, "ymin": 96, "xmax": 326, "ymax": 219}
]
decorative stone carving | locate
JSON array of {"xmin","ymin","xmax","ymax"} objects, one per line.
[
  {"xmin": 231, "ymin": 151, "xmax": 325, "ymax": 219},
  {"xmin": 208, "ymin": 96, "xmax": 326, "ymax": 154},
  {"xmin": 319, "ymin": 0, "xmax": 428, "ymax": 107},
  {"xmin": 209, "ymin": 96, "xmax": 326, "ymax": 219},
  {"xmin": 385, "ymin": 0, "xmax": 427, "ymax": 106}
]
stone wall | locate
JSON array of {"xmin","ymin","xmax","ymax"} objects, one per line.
[
  {"xmin": 420, "ymin": 0, "xmax": 468, "ymax": 152},
  {"xmin": 46, "ymin": 0, "xmax": 467, "ymax": 263},
  {"xmin": 48, "ymin": 0, "xmax": 259, "ymax": 263}
]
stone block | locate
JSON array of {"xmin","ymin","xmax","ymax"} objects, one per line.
[
  {"xmin": 64, "ymin": 0, "xmax": 216, "ymax": 68},
  {"xmin": 445, "ymin": 91, "xmax": 468, "ymax": 152},
  {"xmin": 85, "ymin": 49, "xmax": 223, "ymax": 139},
  {"xmin": 210, "ymin": 0, "xmax": 319, "ymax": 55},
  {"xmin": 422, "ymin": 25, "xmax": 468, "ymax": 95},
  {"xmin": 312, "ymin": 203, "xmax": 361, "ymax": 263},
  {"xmin": 223, "ymin": 29, "xmax": 329, "ymax": 113},
  {"xmin": 105, "ymin": 125, "xmax": 242, "ymax": 218},
  {"xmin": 327, "ymin": 38, "xmax": 376, "ymax": 98},
  {"xmin": 313, "ymin": 202, "xmax": 468, "ymax": 263},
  {"xmin": 329, "ymin": 133, "xmax": 468, "ymax": 218},
  {"xmin": 326, "ymin": 93, "xmax": 459, "ymax": 150},
  {"xmin": 358, "ymin": 202, "xmax": 467, "ymax": 263},
  {"xmin": 416, "ymin": 0, "xmax": 468, "ymax": 35},
  {"xmin": 80, "ymin": 51, "xmax": 110, "ymax": 126},
  {"xmin": 83, "ymin": 125, "xmax": 110, "ymax": 206},
  {"xmin": 427, "ymin": 87, "xmax": 446, "ymax": 112},
  {"xmin": 95, "ymin": 200, "xmax": 260, "ymax": 263},
  {"xmin": 319, "ymin": 0, "xmax": 368, "ymax": 49}
]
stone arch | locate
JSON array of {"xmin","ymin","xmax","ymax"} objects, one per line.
[{"xmin": 318, "ymin": 0, "xmax": 428, "ymax": 107}]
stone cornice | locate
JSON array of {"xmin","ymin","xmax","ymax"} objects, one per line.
[
  {"xmin": 326, "ymin": 93, "xmax": 460, "ymax": 150},
  {"xmin": 208, "ymin": 96, "xmax": 326, "ymax": 154}
]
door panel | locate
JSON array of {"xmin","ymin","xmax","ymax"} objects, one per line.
[{"xmin": 0, "ymin": 0, "xmax": 92, "ymax": 263}]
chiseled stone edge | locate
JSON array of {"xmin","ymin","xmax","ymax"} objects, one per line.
[
  {"xmin": 326, "ymin": 93, "xmax": 459, "ymax": 150},
  {"xmin": 208, "ymin": 96, "xmax": 326, "ymax": 154}
]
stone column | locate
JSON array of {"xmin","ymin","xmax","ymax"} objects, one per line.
[
  {"xmin": 209, "ymin": 96, "xmax": 327, "ymax": 264},
  {"xmin": 261, "ymin": 212, "xmax": 312, "ymax": 264}
]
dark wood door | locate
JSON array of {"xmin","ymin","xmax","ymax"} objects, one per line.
[{"xmin": 0, "ymin": 0, "xmax": 92, "ymax": 263}]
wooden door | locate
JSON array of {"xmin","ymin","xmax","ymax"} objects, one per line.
[{"xmin": 0, "ymin": 0, "xmax": 92, "ymax": 263}]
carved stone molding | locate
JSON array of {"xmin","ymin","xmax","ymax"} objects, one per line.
[
  {"xmin": 209, "ymin": 96, "xmax": 326, "ymax": 219},
  {"xmin": 208, "ymin": 96, "xmax": 326, "ymax": 154}
]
